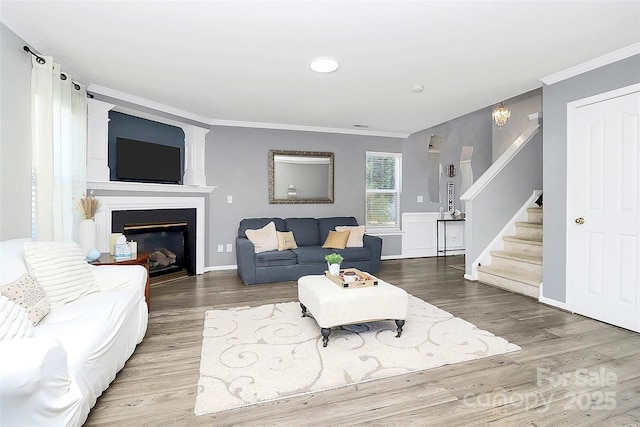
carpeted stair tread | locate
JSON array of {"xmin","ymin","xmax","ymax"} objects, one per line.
[
  {"xmin": 477, "ymin": 265, "xmax": 541, "ymax": 287},
  {"xmin": 515, "ymin": 221, "xmax": 543, "ymax": 228},
  {"xmin": 503, "ymin": 235, "xmax": 543, "ymax": 245},
  {"xmin": 490, "ymin": 251, "xmax": 542, "ymax": 265}
]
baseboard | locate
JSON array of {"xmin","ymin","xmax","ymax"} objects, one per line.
[
  {"xmin": 204, "ymin": 264, "xmax": 238, "ymax": 272},
  {"xmin": 381, "ymin": 254, "xmax": 408, "ymax": 260}
]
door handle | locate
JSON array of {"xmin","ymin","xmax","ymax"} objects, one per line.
[{"xmin": 575, "ymin": 217, "xmax": 585, "ymax": 225}]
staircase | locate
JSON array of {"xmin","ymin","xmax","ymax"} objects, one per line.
[{"xmin": 477, "ymin": 206, "xmax": 542, "ymax": 298}]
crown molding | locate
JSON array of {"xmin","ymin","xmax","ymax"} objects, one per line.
[
  {"xmin": 87, "ymin": 84, "xmax": 409, "ymax": 139},
  {"xmin": 209, "ymin": 118, "xmax": 410, "ymax": 139},
  {"xmin": 87, "ymin": 84, "xmax": 213, "ymax": 126},
  {"xmin": 541, "ymin": 43, "xmax": 640, "ymax": 85}
]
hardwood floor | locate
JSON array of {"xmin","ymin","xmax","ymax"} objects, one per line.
[{"xmin": 85, "ymin": 256, "xmax": 640, "ymax": 426}]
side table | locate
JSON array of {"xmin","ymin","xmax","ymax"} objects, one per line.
[
  {"xmin": 92, "ymin": 252, "xmax": 151, "ymax": 309},
  {"xmin": 436, "ymin": 219, "xmax": 465, "ymax": 256}
]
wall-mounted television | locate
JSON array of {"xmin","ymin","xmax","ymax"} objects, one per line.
[{"xmin": 116, "ymin": 138, "xmax": 182, "ymax": 184}]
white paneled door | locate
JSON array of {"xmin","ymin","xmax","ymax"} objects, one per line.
[{"xmin": 567, "ymin": 85, "xmax": 640, "ymax": 332}]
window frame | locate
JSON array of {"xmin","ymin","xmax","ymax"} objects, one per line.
[{"xmin": 365, "ymin": 151, "xmax": 402, "ymax": 232}]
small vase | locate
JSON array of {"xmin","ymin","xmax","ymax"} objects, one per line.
[
  {"xmin": 78, "ymin": 218, "xmax": 97, "ymax": 257},
  {"xmin": 328, "ymin": 263, "xmax": 340, "ymax": 276}
]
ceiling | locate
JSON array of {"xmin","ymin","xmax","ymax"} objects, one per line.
[{"xmin": 2, "ymin": 1, "xmax": 640, "ymax": 138}]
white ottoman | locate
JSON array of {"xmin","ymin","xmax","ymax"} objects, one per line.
[{"xmin": 298, "ymin": 274, "xmax": 409, "ymax": 347}]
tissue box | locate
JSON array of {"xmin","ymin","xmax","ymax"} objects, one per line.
[{"xmin": 114, "ymin": 243, "xmax": 131, "ymax": 261}]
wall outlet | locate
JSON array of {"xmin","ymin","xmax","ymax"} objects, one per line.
[
  {"xmin": 417, "ymin": 195, "xmax": 424, "ymax": 203},
  {"xmin": 227, "ymin": 195, "xmax": 233, "ymax": 204},
  {"xmin": 217, "ymin": 244, "xmax": 224, "ymax": 253},
  {"xmin": 226, "ymin": 243, "xmax": 233, "ymax": 252}
]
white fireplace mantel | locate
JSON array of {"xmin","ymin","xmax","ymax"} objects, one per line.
[
  {"xmin": 94, "ymin": 196, "xmax": 206, "ymax": 274},
  {"xmin": 87, "ymin": 180, "xmax": 216, "ymax": 194}
]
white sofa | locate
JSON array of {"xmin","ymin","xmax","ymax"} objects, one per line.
[{"xmin": 0, "ymin": 238, "xmax": 148, "ymax": 427}]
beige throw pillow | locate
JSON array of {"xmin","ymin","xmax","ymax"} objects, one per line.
[
  {"xmin": 322, "ymin": 230, "xmax": 351, "ymax": 250},
  {"xmin": 1, "ymin": 273, "xmax": 51, "ymax": 326},
  {"xmin": 277, "ymin": 231, "xmax": 298, "ymax": 251},
  {"xmin": 23, "ymin": 242, "xmax": 99, "ymax": 309},
  {"xmin": 245, "ymin": 221, "xmax": 279, "ymax": 253},
  {"xmin": 335, "ymin": 225, "xmax": 366, "ymax": 248}
]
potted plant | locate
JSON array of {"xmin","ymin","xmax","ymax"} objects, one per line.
[{"xmin": 325, "ymin": 253, "xmax": 343, "ymax": 276}]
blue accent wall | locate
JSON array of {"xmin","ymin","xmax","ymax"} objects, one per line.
[{"xmin": 108, "ymin": 111, "xmax": 185, "ymax": 183}]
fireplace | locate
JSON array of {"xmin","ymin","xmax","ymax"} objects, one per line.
[
  {"xmin": 93, "ymin": 196, "xmax": 206, "ymax": 275},
  {"xmin": 112, "ymin": 209, "xmax": 197, "ymax": 279},
  {"xmin": 124, "ymin": 221, "xmax": 189, "ymax": 278}
]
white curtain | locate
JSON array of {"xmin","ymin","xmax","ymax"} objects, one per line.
[{"xmin": 31, "ymin": 56, "xmax": 87, "ymax": 242}]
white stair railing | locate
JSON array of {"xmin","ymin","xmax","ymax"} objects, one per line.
[{"xmin": 461, "ymin": 113, "xmax": 543, "ymax": 279}]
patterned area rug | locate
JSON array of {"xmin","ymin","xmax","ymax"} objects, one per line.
[{"xmin": 194, "ymin": 295, "xmax": 520, "ymax": 415}]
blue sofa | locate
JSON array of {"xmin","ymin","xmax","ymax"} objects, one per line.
[{"xmin": 236, "ymin": 216, "xmax": 382, "ymax": 285}]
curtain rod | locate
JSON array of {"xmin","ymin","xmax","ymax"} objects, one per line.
[
  {"xmin": 23, "ymin": 45, "xmax": 45, "ymax": 64},
  {"xmin": 23, "ymin": 45, "xmax": 84, "ymax": 92}
]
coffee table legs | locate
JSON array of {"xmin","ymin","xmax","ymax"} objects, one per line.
[
  {"xmin": 300, "ymin": 303, "xmax": 405, "ymax": 347},
  {"xmin": 395, "ymin": 319, "xmax": 405, "ymax": 338},
  {"xmin": 321, "ymin": 328, "xmax": 331, "ymax": 347}
]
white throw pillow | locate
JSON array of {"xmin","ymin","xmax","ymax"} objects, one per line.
[
  {"xmin": 0, "ymin": 295, "xmax": 35, "ymax": 341},
  {"xmin": 245, "ymin": 222, "xmax": 279, "ymax": 253},
  {"xmin": 335, "ymin": 225, "xmax": 366, "ymax": 248},
  {"xmin": 23, "ymin": 242, "xmax": 99, "ymax": 309}
]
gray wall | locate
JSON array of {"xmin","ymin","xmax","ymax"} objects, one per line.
[
  {"xmin": 542, "ymin": 54, "xmax": 640, "ymax": 303},
  {"xmin": 206, "ymin": 126, "xmax": 403, "ymax": 266},
  {"xmin": 492, "ymin": 88, "xmax": 543, "ymax": 161},
  {"xmin": 403, "ymin": 107, "xmax": 493, "ymax": 214},
  {"xmin": 0, "ymin": 23, "xmax": 32, "ymax": 240}
]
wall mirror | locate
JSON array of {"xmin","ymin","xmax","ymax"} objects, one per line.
[
  {"xmin": 269, "ymin": 150, "xmax": 334, "ymax": 204},
  {"xmin": 428, "ymin": 135, "xmax": 443, "ymax": 203},
  {"xmin": 459, "ymin": 145, "xmax": 474, "ymax": 197}
]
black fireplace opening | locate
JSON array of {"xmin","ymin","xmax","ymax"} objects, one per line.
[
  {"xmin": 112, "ymin": 208, "xmax": 196, "ymax": 278},
  {"xmin": 124, "ymin": 222, "xmax": 187, "ymax": 278}
]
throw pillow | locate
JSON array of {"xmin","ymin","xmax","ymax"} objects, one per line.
[
  {"xmin": 245, "ymin": 221, "xmax": 279, "ymax": 253},
  {"xmin": 23, "ymin": 241, "xmax": 99, "ymax": 309},
  {"xmin": 322, "ymin": 230, "xmax": 351, "ymax": 250},
  {"xmin": 0, "ymin": 295, "xmax": 35, "ymax": 341},
  {"xmin": 277, "ymin": 231, "xmax": 298, "ymax": 251},
  {"xmin": 1, "ymin": 273, "xmax": 51, "ymax": 326},
  {"xmin": 335, "ymin": 225, "xmax": 366, "ymax": 248}
]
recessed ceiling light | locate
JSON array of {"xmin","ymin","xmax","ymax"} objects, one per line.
[
  {"xmin": 310, "ymin": 57, "xmax": 339, "ymax": 73},
  {"xmin": 412, "ymin": 85, "xmax": 424, "ymax": 93}
]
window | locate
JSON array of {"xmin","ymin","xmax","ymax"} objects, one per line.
[{"xmin": 366, "ymin": 152, "xmax": 401, "ymax": 229}]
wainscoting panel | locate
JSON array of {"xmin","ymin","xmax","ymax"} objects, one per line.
[
  {"xmin": 401, "ymin": 212, "xmax": 465, "ymax": 258},
  {"xmin": 402, "ymin": 213, "xmax": 438, "ymax": 258}
]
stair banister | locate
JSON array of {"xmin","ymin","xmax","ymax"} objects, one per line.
[{"xmin": 461, "ymin": 113, "xmax": 543, "ymax": 280}]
